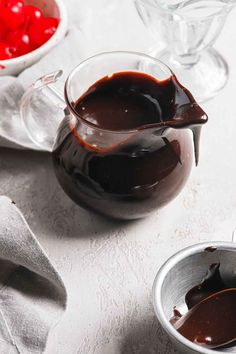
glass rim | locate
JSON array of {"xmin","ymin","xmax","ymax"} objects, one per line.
[
  {"xmin": 64, "ymin": 50, "xmax": 174, "ymax": 135},
  {"xmin": 136, "ymin": 0, "xmax": 236, "ymax": 19}
]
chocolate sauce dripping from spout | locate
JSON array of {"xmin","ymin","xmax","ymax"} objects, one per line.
[{"xmin": 171, "ymin": 75, "xmax": 207, "ymax": 166}]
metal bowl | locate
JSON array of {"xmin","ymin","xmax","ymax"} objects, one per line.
[{"xmin": 153, "ymin": 242, "xmax": 236, "ymax": 354}]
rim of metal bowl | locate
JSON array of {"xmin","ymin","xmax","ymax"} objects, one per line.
[{"xmin": 152, "ymin": 241, "xmax": 236, "ymax": 354}]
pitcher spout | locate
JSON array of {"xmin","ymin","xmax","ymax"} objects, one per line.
[
  {"xmin": 170, "ymin": 102, "xmax": 208, "ymax": 129},
  {"xmin": 166, "ymin": 101, "xmax": 208, "ymax": 165}
]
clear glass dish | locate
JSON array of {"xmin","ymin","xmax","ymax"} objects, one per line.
[{"xmin": 135, "ymin": 0, "xmax": 236, "ymax": 102}]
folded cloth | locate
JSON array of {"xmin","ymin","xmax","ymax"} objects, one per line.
[{"xmin": 0, "ymin": 196, "xmax": 67, "ymax": 354}]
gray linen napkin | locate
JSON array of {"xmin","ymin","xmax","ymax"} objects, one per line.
[{"xmin": 0, "ymin": 196, "xmax": 67, "ymax": 354}]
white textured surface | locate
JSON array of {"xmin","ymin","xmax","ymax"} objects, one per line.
[{"xmin": 1, "ymin": 0, "xmax": 236, "ymax": 353}]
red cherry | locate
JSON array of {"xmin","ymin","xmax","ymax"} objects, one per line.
[
  {"xmin": 0, "ymin": 20, "xmax": 7, "ymax": 40},
  {"xmin": 0, "ymin": 41, "xmax": 14, "ymax": 59},
  {"xmin": 29, "ymin": 17, "xmax": 59, "ymax": 47},
  {"xmin": 0, "ymin": 1, "xmax": 25, "ymax": 30},
  {"xmin": 7, "ymin": 0, "xmax": 24, "ymax": 6},
  {"xmin": 24, "ymin": 5, "xmax": 43, "ymax": 25},
  {"xmin": 7, "ymin": 29, "xmax": 32, "ymax": 56}
]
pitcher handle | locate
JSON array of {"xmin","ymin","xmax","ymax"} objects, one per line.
[{"xmin": 20, "ymin": 70, "xmax": 66, "ymax": 152}]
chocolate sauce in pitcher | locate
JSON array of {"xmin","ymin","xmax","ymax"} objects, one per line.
[{"xmin": 52, "ymin": 72, "xmax": 207, "ymax": 219}]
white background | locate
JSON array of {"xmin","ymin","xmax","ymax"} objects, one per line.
[{"xmin": 1, "ymin": 0, "xmax": 236, "ymax": 353}]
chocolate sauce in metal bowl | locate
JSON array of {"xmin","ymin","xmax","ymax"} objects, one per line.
[{"xmin": 172, "ymin": 262, "xmax": 236, "ymax": 349}]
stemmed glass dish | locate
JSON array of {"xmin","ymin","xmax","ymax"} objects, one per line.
[{"xmin": 135, "ymin": 0, "xmax": 236, "ymax": 102}]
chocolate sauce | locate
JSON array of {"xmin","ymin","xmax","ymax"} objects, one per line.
[
  {"xmin": 175, "ymin": 289, "xmax": 236, "ymax": 349},
  {"xmin": 185, "ymin": 263, "xmax": 226, "ymax": 309},
  {"xmin": 170, "ymin": 307, "xmax": 182, "ymax": 325},
  {"xmin": 172, "ymin": 263, "xmax": 236, "ymax": 349},
  {"xmin": 53, "ymin": 72, "xmax": 207, "ymax": 219},
  {"xmin": 205, "ymin": 246, "xmax": 217, "ymax": 253},
  {"xmin": 74, "ymin": 72, "xmax": 177, "ymax": 130}
]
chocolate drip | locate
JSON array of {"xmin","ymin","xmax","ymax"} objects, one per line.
[
  {"xmin": 205, "ymin": 246, "xmax": 217, "ymax": 253},
  {"xmin": 185, "ymin": 263, "xmax": 226, "ymax": 309},
  {"xmin": 170, "ymin": 307, "xmax": 182, "ymax": 325}
]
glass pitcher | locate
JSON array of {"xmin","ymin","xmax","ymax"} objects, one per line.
[{"xmin": 20, "ymin": 51, "xmax": 208, "ymax": 219}]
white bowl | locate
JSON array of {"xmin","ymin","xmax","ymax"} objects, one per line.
[
  {"xmin": 0, "ymin": 0, "xmax": 68, "ymax": 76},
  {"xmin": 153, "ymin": 241, "xmax": 236, "ymax": 354}
]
